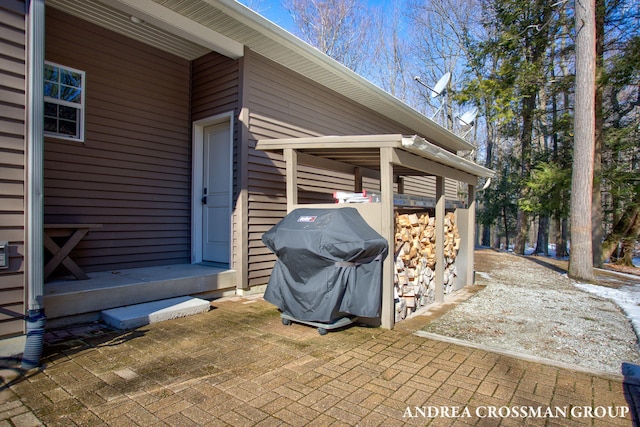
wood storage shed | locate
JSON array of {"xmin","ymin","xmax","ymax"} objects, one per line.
[{"xmin": 256, "ymin": 134, "xmax": 494, "ymax": 329}]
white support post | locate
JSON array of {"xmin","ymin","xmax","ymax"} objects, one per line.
[
  {"xmin": 284, "ymin": 148, "xmax": 298, "ymax": 213},
  {"xmin": 380, "ymin": 148, "xmax": 395, "ymax": 329},
  {"xmin": 435, "ymin": 176, "xmax": 445, "ymax": 303},
  {"xmin": 467, "ymin": 184, "xmax": 476, "ymax": 285}
]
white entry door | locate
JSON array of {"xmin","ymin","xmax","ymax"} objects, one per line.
[{"xmin": 202, "ymin": 122, "xmax": 231, "ymax": 263}]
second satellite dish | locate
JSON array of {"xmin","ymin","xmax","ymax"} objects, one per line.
[{"xmin": 458, "ymin": 107, "xmax": 478, "ymax": 126}]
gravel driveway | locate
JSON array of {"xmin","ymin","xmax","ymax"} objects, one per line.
[{"xmin": 420, "ymin": 249, "xmax": 640, "ymax": 375}]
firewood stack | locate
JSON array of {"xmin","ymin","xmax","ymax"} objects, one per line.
[{"xmin": 394, "ymin": 211, "xmax": 461, "ymax": 321}]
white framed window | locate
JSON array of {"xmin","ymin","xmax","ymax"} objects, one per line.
[{"xmin": 44, "ymin": 62, "xmax": 85, "ymax": 141}]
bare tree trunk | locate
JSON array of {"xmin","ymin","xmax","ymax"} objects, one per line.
[
  {"xmin": 569, "ymin": 0, "xmax": 596, "ymax": 281},
  {"xmin": 514, "ymin": 92, "xmax": 537, "ymax": 255},
  {"xmin": 493, "ymin": 226, "xmax": 501, "ymax": 249},
  {"xmin": 535, "ymin": 215, "xmax": 549, "ymax": 255},
  {"xmin": 556, "ymin": 218, "xmax": 569, "ymax": 258},
  {"xmin": 514, "ymin": 211, "xmax": 528, "ymax": 254},
  {"xmin": 481, "ymin": 108, "xmax": 495, "ymax": 249},
  {"xmin": 555, "ymin": 8, "xmax": 571, "ymax": 261},
  {"xmin": 602, "ymin": 203, "xmax": 640, "ymax": 262},
  {"xmin": 503, "ymin": 207, "xmax": 510, "ymax": 251},
  {"xmin": 552, "ymin": 218, "xmax": 560, "ymax": 255},
  {"xmin": 592, "ymin": 0, "xmax": 605, "ymax": 268},
  {"xmin": 552, "ymin": 217, "xmax": 569, "ymax": 258},
  {"xmin": 481, "ymin": 225, "xmax": 491, "ymax": 247},
  {"xmin": 619, "ymin": 214, "xmax": 640, "ymax": 265}
]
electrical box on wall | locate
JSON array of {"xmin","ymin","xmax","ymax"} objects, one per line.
[{"xmin": 0, "ymin": 241, "xmax": 8, "ymax": 269}]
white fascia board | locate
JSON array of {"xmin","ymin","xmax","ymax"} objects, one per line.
[
  {"xmin": 402, "ymin": 135, "xmax": 494, "ymax": 179},
  {"xmin": 103, "ymin": 0, "xmax": 244, "ymax": 59}
]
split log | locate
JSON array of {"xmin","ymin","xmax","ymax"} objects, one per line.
[{"xmin": 393, "ymin": 211, "xmax": 461, "ymax": 319}]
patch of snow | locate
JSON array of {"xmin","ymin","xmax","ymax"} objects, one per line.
[{"xmin": 575, "ymin": 281, "xmax": 640, "ymax": 343}]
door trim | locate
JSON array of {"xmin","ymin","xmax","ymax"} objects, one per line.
[{"xmin": 191, "ymin": 112, "xmax": 234, "ymax": 264}]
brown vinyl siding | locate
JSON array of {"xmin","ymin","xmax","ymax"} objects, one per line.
[
  {"xmin": 191, "ymin": 53, "xmax": 240, "ymax": 122},
  {"xmin": 244, "ymin": 51, "xmax": 460, "ymax": 287},
  {"xmin": 43, "ymin": 8, "xmax": 191, "ymax": 274},
  {"xmin": 0, "ymin": 2, "xmax": 26, "ymax": 337},
  {"xmin": 191, "ymin": 52, "xmax": 241, "ymax": 267},
  {"xmin": 402, "ymin": 176, "xmax": 459, "ymax": 200}
]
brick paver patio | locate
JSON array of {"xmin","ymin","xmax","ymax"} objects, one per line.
[{"xmin": 0, "ymin": 295, "xmax": 633, "ymax": 426}]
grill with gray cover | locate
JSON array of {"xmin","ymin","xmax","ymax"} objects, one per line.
[{"xmin": 262, "ymin": 208, "xmax": 388, "ymax": 334}]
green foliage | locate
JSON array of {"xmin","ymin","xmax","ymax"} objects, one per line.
[
  {"xmin": 459, "ymin": 0, "xmax": 562, "ymax": 248},
  {"xmin": 600, "ymin": 32, "xmax": 640, "ymax": 222},
  {"xmin": 520, "ymin": 162, "xmax": 571, "ymax": 217},
  {"xmin": 390, "ymin": 0, "xmax": 636, "ymax": 249},
  {"xmin": 478, "ymin": 154, "xmax": 520, "ymax": 227},
  {"xmin": 454, "ymin": 75, "xmax": 519, "ymax": 125},
  {"xmin": 602, "ymin": 35, "xmax": 640, "ymax": 87},
  {"xmin": 602, "ymin": 124, "xmax": 640, "ymax": 215},
  {"xmin": 477, "ymin": 154, "xmax": 521, "ymax": 246}
]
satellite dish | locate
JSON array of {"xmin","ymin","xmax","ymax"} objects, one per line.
[
  {"xmin": 415, "ymin": 72, "xmax": 453, "ymax": 127},
  {"xmin": 456, "ymin": 107, "xmax": 479, "ymax": 139},
  {"xmin": 482, "ymin": 177, "xmax": 492, "ymax": 191},
  {"xmin": 414, "ymin": 72, "xmax": 451, "ymax": 98},
  {"xmin": 458, "ymin": 107, "xmax": 478, "ymax": 126},
  {"xmin": 431, "ymin": 72, "xmax": 451, "ymax": 98}
]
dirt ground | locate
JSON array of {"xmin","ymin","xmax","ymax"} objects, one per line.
[
  {"xmin": 419, "ymin": 248, "xmax": 640, "ymax": 375},
  {"xmin": 509, "ymin": 254, "xmax": 640, "ymax": 288}
]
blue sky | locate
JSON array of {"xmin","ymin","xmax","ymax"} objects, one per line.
[
  {"xmin": 237, "ymin": 0, "xmax": 396, "ymax": 34},
  {"xmin": 236, "ymin": 0, "xmax": 295, "ymax": 30}
]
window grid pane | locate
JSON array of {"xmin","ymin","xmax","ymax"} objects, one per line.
[
  {"xmin": 44, "ymin": 102, "xmax": 79, "ymax": 136},
  {"xmin": 44, "ymin": 62, "xmax": 84, "ymax": 141}
]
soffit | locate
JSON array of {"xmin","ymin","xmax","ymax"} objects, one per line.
[{"xmin": 47, "ymin": 0, "xmax": 227, "ymax": 60}]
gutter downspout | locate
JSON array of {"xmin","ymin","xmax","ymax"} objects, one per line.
[{"xmin": 22, "ymin": 0, "xmax": 46, "ymax": 370}]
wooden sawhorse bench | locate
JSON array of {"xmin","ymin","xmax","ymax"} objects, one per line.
[{"xmin": 44, "ymin": 224, "xmax": 102, "ymax": 281}]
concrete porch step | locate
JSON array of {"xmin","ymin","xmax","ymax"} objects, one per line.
[
  {"xmin": 44, "ymin": 264, "xmax": 236, "ymax": 322},
  {"xmin": 101, "ymin": 296, "xmax": 211, "ymax": 330}
]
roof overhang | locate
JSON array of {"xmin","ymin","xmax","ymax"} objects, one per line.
[
  {"xmin": 105, "ymin": 0, "xmax": 245, "ymax": 59},
  {"xmin": 256, "ymin": 134, "xmax": 494, "ymax": 186},
  {"xmin": 47, "ymin": 0, "xmax": 243, "ymax": 59},
  {"xmin": 47, "ymin": 0, "xmax": 476, "ymax": 153}
]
